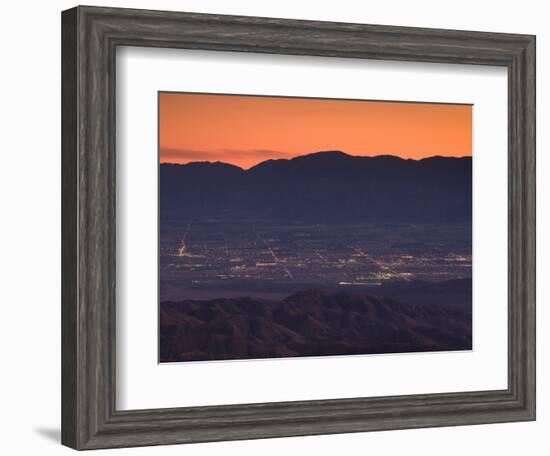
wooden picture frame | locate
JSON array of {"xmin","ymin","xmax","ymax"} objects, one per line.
[{"xmin": 61, "ymin": 5, "xmax": 535, "ymax": 450}]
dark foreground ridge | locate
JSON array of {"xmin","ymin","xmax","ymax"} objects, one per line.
[
  {"xmin": 159, "ymin": 288, "xmax": 472, "ymax": 362},
  {"xmin": 160, "ymin": 151, "xmax": 472, "ymax": 223}
]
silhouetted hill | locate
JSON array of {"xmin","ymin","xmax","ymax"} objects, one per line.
[
  {"xmin": 160, "ymin": 288, "xmax": 472, "ymax": 362},
  {"xmin": 160, "ymin": 151, "xmax": 472, "ymax": 223}
]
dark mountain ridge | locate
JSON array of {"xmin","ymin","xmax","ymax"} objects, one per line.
[
  {"xmin": 160, "ymin": 151, "xmax": 472, "ymax": 223},
  {"xmin": 160, "ymin": 288, "xmax": 472, "ymax": 362}
]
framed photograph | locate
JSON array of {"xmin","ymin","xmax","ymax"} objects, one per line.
[{"xmin": 61, "ymin": 5, "xmax": 535, "ymax": 450}]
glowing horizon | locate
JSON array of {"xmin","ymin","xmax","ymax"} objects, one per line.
[{"xmin": 159, "ymin": 92, "xmax": 472, "ymax": 169}]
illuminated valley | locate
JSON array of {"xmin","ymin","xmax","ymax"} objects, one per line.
[{"xmin": 160, "ymin": 220, "xmax": 471, "ymax": 301}]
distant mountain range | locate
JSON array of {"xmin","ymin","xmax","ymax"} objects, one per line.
[
  {"xmin": 160, "ymin": 287, "xmax": 472, "ymax": 362},
  {"xmin": 160, "ymin": 151, "xmax": 472, "ymax": 223}
]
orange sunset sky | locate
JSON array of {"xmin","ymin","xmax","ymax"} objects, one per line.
[{"xmin": 159, "ymin": 92, "xmax": 472, "ymax": 169}]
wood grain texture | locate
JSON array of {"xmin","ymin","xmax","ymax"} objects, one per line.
[{"xmin": 61, "ymin": 5, "xmax": 536, "ymax": 450}]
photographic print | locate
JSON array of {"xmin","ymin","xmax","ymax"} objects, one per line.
[{"xmin": 159, "ymin": 92, "xmax": 472, "ymax": 363}]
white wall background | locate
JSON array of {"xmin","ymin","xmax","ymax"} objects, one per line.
[{"xmin": 0, "ymin": 1, "xmax": 546, "ymax": 454}]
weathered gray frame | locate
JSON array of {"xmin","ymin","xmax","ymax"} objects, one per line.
[{"xmin": 61, "ymin": 5, "xmax": 536, "ymax": 450}]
